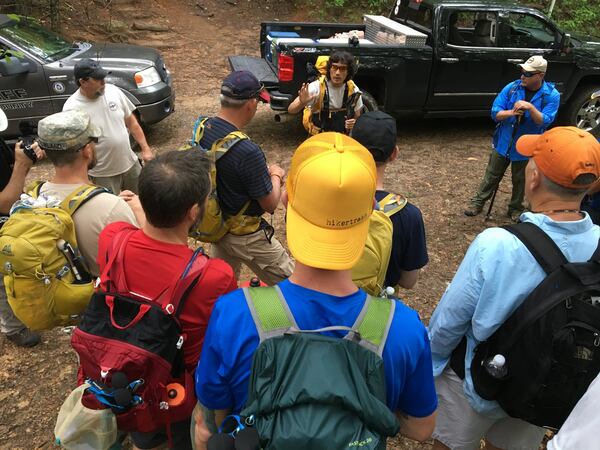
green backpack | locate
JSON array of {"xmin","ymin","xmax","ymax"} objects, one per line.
[{"xmin": 241, "ymin": 286, "xmax": 400, "ymax": 450}]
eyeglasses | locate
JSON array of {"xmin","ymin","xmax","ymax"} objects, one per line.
[
  {"xmin": 521, "ymin": 71, "xmax": 541, "ymax": 78},
  {"xmin": 330, "ymin": 64, "xmax": 348, "ymax": 73}
]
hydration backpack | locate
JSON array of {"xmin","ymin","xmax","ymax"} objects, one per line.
[
  {"xmin": 183, "ymin": 117, "xmax": 261, "ymax": 242},
  {"xmin": 0, "ymin": 183, "xmax": 107, "ymax": 330},
  {"xmin": 241, "ymin": 286, "xmax": 400, "ymax": 450},
  {"xmin": 71, "ymin": 228, "xmax": 207, "ymax": 433},
  {"xmin": 352, "ymin": 193, "xmax": 407, "ymax": 296},
  {"xmin": 468, "ymin": 222, "xmax": 600, "ymax": 429}
]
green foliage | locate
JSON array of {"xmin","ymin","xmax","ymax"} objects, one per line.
[{"xmin": 549, "ymin": 0, "xmax": 599, "ymax": 36}]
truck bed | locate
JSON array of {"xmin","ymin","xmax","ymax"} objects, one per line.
[{"xmin": 250, "ymin": 19, "xmax": 433, "ymax": 112}]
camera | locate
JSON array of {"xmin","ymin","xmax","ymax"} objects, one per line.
[{"xmin": 19, "ymin": 139, "xmax": 37, "ymax": 164}]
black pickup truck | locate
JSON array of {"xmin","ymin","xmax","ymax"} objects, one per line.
[
  {"xmin": 230, "ymin": 0, "xmax": 600, "ymax": 135},
  {"xmin": 0, "ymin": 14, "xmax": 174, "ymax": 139}
]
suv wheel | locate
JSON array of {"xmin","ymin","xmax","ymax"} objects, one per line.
[{"xmin": 564, "ymin": 85, "xmax": 600, "ymax": 136}]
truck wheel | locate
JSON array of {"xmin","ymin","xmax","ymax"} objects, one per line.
[
  {"xmin": 361, "ymin": 91, "xmax": 379, "ymax": 112},
  {"xmin": 564, "ymin": 85, "xmax": 600, "ymax": 136}
]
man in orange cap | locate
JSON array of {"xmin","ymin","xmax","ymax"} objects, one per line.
[
  {"xmin": 429, "ymin": 127, "xmax": 600, "ymax": 450},
  {"xmin": 193, "ymin": 132, "xmax": 437, "ymax": 448}
]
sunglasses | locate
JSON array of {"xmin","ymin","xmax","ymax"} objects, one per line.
[{"xmin": 521, "ymin": 71, "xmax": 541, "ymax": 78}]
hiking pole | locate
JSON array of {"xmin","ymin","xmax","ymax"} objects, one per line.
[{"xmin": 485, "ymin": 114, "xmax": 522, "ymax": 221}]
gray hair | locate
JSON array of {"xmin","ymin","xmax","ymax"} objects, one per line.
[
  {"xmin": 541, "ymin": 172, "xmax": 597, "ymax": 197},
  {"xmin": 219, "ymin": 94, "xmax": 251, "ymax": 109}
]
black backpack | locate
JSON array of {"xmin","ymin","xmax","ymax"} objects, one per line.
[{"xmin": 462, "ymin": 222, "xmax": 600, "ymax": 430}]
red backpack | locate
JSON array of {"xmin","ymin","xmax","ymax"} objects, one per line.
[{"xmin": 71, "ymin": 228, "xmax": 206, "ymax": 433}]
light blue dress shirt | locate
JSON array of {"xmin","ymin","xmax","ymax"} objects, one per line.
[{"xmin": 428, "ymin": 212, "xmax": 600, "ymax": 418}]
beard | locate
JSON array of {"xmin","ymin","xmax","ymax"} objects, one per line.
[{"xmin": 87, "ymin": 149, "xmax": 97, "ymax": 170}]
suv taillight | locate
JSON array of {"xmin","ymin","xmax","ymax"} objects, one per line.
[{"xmin": 278, "ymin": 54, "xmax": 294, "ymax": 82}]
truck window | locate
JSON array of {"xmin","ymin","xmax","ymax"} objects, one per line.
[
  {"xmin": 0, "ymin": 15, "xmax": 75, "ymax": 62},
  {"xmin": 499, "ymin": 13, "xmax": 558, "ymax": 49},
  {"xmin": 392, "ymin": 0, "xmax": 433, "ymax": 33},
  {"xmin": 447, "ymin": 11, "xmax": 498, "ymax": 47}
]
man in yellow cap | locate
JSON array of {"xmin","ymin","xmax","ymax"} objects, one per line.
[
  {"xmin": 193, "ymin": 132, "xmax": 437, "ymax": 448},
  {"xmin": 429, "ymin": 127, "xmax": 600, "ymax": 450}
]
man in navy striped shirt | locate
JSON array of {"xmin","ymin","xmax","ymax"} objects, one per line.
[{"xmin": 198, "ymin": 71, "xmax": 293, "ymax": 285}]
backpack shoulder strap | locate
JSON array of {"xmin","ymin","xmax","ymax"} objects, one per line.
[
  {"xmin": 100, "ymin": 227, "xmax": 138, "ymax": 293},
  {"xmin": 319, "ymin": 75, "xmax": 329, "ymax": 118},
  {"xmin": 348, "ymin": 295, "xmax": 395, "ymax": 357},
  {"xmin": 212, "ymin": 131, "xmax": 249, "ymax": 160},
  {"xmin": 244, "ymin": 286, "xmax": 299, "ymax": 343},
  {"xmin": 59, "ymin": 184, "xmax": 110, "ymax": 216},
  {"xmin": 589, "ymin": 237, "xmax": 600, "ymax": 262},
  {"xmin": 503, "ymin": 222, "xmax": 568, "ymax": 274},
  {"xmin": 191, "ymin": 116, "xmax": 210, "ymax": 147},
  {"xmin": 158, "ymin": 247, "xmax": 209, "ymax": 316},
  {"xmin": 26, "ymin": 181, "xmax": 44, "ymax": 198},
  {"xmin": 378, "ymin": 193, "xmax": 408, "ymax": 217}
]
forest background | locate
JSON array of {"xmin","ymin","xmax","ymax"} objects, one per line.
[{"xmin": 2, "ymin": 0, "xmax": 598, "ymax": 37}]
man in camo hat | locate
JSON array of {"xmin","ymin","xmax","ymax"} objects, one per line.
[{"xmin": 36, "ymin": 110, "xmax": 142, "ymax": 277}]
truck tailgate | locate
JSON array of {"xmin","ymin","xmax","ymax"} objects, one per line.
[{"xmin": 229, "ymin": 56, "xmax": 278, "ymax": 87}]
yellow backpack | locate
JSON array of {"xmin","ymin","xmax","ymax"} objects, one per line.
[
  {"xmin": 302, "ymin": 55, "xmax": 357, "ymax": 136},
  {"xmin": 185, "ymin": 117, "xmax": 261, "ymax": 243},
  {"xmin": 352, "ymin": 193, "xmax": 408, "ymax": 296},
  {"xmin": 0, "ymin": 183, "xmax": 106, "ymax": 330}
]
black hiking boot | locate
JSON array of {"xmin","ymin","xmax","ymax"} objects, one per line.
[{"xmin": 5, "ymin": 328, "xmax": 41, "ymax": 347}]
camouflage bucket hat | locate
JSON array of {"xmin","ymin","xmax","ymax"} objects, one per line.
[{"xmin": 37, "ymin": 110, "xmax": 101, "ymax": 152}]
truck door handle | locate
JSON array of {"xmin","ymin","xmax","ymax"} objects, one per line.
[
  {"xmin": 507, "ymin": 59, "xmax": 524, "ymax": 63},
  {"xmin": 441, "ymin": 58, "xmax": 459, "ymax": 63},
  {"xmin": 49, "ymin": 75, "xmax": 68, "ymax": 80}
]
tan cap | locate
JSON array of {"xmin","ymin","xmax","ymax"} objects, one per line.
[{"xmin": 519, "ymin": 55, "xmax": 548, "ymax": 73}]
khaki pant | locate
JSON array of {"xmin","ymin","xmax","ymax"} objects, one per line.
[
  {"xmin": 90, "ymin": 160, "xmax": 142, "ymax": 195},
  {"xmin": 212, "ymin": 229, "xmax": 294, "ymax": 286},
  {"xmin": 433, "ymin": 367, "xmax": 546, "ymax": 450},
  {"xmin": 0, "ymin": 277, "xmax": 25, "ymax": 335},
  {"xmin": 470, "ymin": 150, "xmax": 527, "ymax": 215}
]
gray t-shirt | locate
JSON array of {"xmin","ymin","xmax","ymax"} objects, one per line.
[{"xmin": 63, "ymin": 84, "xmax": 138, "ymax": 177}]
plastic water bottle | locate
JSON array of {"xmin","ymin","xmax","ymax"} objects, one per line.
[{"xmin": 484, "ymin": 354, "xmax": 507, "ymax": 379}]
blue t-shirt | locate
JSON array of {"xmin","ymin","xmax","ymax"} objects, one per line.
[
  {"xmin": 196, "ymin": 279, "xmax": 438, "ymax": 418},
  {"xmin": 375, "ymin": 190, "xmax": 428, "ymax": 287}
]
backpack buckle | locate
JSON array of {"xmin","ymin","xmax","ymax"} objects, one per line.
[
  {"xmin": 165, "ymin": 303, "xmax": 175, "ymax": 315},
  {"xmin": 176, "ymin": 335, "xmax": 184, "ymax": 349}
]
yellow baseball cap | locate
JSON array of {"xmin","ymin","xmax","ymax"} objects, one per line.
[{"xmin": 286, "ymin": 132, "xmax": 376, "ymax": 270}]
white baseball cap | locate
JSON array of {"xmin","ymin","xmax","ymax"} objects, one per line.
[{"xmin": 519, "ymin": 55, "xmax": 548, "ymax": 73}]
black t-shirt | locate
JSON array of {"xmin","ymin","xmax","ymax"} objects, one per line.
[
  {"xmin": 199, "ymin": 117, "xmax": 272, "ymax": 217},
  {"xmin": 524, "ymin": 87, "xmax": 539, "ymax": 103},
  {"xmin": 375, "ymin": 190, "xmax": 429, "ymax": 287}
]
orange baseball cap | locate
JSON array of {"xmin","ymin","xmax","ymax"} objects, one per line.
[
  {"xmin": 516, "ymin": 127, "xmax": 600, "ymax": 189},
  {"xmin": 286, "ymin": 132, "xmax": 376, "ymax": 270}
]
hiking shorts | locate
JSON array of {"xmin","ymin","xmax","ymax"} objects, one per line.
[
  {"xmin": 130, "ymin": 417, "xmax": 192, "ymax": 450},
  {"xmin": 433, "ymin": 367, "xmax": 546, "ymax": 450}
]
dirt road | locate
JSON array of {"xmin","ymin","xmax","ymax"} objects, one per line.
[{"xmin": 0, "ymin": 1, "xmax": 517, "ymax": 448}]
